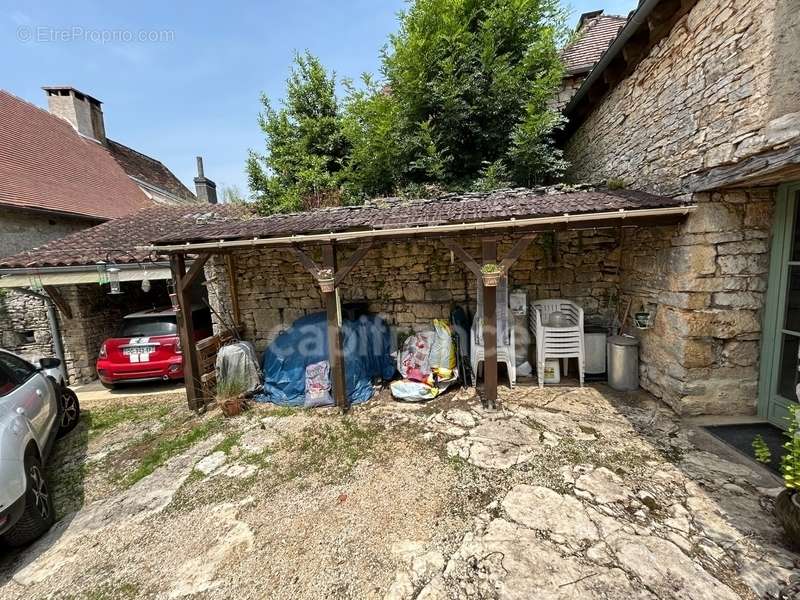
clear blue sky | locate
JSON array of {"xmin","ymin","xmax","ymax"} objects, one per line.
[{"xmin": 3, "ymin": 0, "xmax": 637, "ymax": 197}]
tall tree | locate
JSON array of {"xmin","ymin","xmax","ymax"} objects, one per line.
[
  {"xmin": 344, "ymin": 0, "xmax": 567, "ymax": 193},
  {"xmin": 247, "ymin": 52, "xmax": 349, "ymax": 214},
  {"xmin": 249, "ymin": 1, "xmax": 567, "ymax": 212}
]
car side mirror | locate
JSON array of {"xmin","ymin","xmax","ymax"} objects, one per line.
[{"xmin": 39, "ymin": 357, "xmax": 61, "ymax": 370}]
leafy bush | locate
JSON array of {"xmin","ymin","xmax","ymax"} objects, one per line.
[
  {"xmin": 752, "ymin": 434, "xmax": 772, "ymax": 464},
  {"xmin": 782, "ymin": 404, "xmax": 800, "ymax": 489}
]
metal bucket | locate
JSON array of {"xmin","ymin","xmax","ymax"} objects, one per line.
[{"xmin": 607, "ymin": 335, "xmax": 639, "ymax": 391}]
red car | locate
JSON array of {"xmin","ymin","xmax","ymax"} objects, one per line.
[{"xmin": 96, "ymin": 306, "xmax": 212, "ymax": 389}]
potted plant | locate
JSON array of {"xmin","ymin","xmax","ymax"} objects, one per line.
[
  {"xmin": 776, "ymin": 404, "xmax": 800, "ymax": 547},
  {"xmin": 216, "ymin": 376, "xmax": 248, "ymax": 418},
  {"xmin": 317, "ymin": 268, "xmax": 335, "ymax": 293},
  {"xmin": 481, "ymin": 263, "xmax": 503, "ymax": 287},
  {"xmin": 633, "ymin": 303, "xmax": 655, "ymax": 329}
]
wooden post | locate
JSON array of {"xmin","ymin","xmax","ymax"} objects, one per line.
[
  {"xmin": 171, "ymin": 253, "xmax": 203, "ymax": 411},
  {"xmin": 322, "ymin": 243, "xmax": 348, "ymax": 410},
  {"xmin": 224, "ymin": 254, "xmax": 241, "ymax": 327},
  {"xmin": 482, "ymin": 238, "xmax": 498, "ymax": 409}
]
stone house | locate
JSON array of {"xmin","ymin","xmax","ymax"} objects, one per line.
[
  {"xmin": 555, "ymin": 10, "xmax": 627, "ymax": 109},
  {"xmin": 149, "ymin": 0, "xmax": 798, "ymax": 425},
  {"xmin": 562, "ymin": 0, "xmax": 799, "ymax": 424},
  {"xmin": 0, "ymin": 86, "xmax": 203, "ymax": 380}
]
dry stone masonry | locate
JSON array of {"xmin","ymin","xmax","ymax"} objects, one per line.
[{"xmin": 563, "ymin": 0, "xmax": 798, "ymax": 415}]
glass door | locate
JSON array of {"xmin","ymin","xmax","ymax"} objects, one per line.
[{"xmin": 761, "ymin": 183, "xmax": 800, "ymax": 428}]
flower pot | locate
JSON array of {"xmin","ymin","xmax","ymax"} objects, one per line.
[
  {"xmin": 775, "ymin": 488, "xmax": 800, "ymax": 548},
  {"xmin": 482, "ymin": 272, "xmax": 501, "ymax": 287},
  {"xmin": 318, "ymin": 277, "xmax": 335, "ymax": 293},
  {"xmin": 220, "ymin": 397, "xmax": 244, "ymax": 418}
]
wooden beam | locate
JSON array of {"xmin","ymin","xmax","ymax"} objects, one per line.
[
  {"xmin": 180, "ymin": 253, "xmax": 211, "ymax": 294},
  {"xmin": 290, "ymin": 245, "xmax": 322, "ymax": 278},
  {"xmin": 499, "ymin": 233, "xmax": 536, "ymax": 273},
  {"xmin": 334, "ymin": 241, "xmax": 373, "ymax": 287},
  {"xmin": 171, "ymin": 254, "xmax": 204, "ymax": 411},
  {"xmin": 42, "ymin": 286, "xmax": 72, "ymax": 319},
  {"xmin": 441, "ymin": 238, "xmax": 482, "ymax": 278},
  {"xmin": 482, "ymin": 238, "xmax": 498, "ymax": 410},
  {"xmin": 322, "ymin": 243, "xmax": 348, "ymax": 411},
  {"xmin": 224, "ymin": 254, "xmax": 241, "ymax": 327}
]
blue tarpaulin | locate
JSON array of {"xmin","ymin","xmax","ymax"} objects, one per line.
[{"xmin": 256, "ymin": 312, "xmax": 395, "ymax": 406}]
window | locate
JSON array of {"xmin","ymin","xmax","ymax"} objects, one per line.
[
  {"xmin": 0, "ymin": 362, "xmax": 16, "ymax": 397},
  {"xmin": 22, "ymin": 330, "xmax": 35, "ymax": 343},
  {"xmin": 119, "ymin": 316, "xmax": 178, "ymax": 338},
  {"xmin": 0, "ymin": 351, "xmax": 36, "ymax": 390}
]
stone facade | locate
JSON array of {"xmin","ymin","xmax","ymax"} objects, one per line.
[
  {"xmin": 563, "ymin": 0, "xmax": 798, "ymax": 415},
  {"xmin": 0, "ymin": 207, "xmax": 101, "ymax": 367},
  {"xmin": 0, "ymin": 291, "xmax": 52, "ymax": 360},
  {"xmin": 565, "ymin": 0, "xmax": 799, "ymax": 195},
  {"xmin": 0, "ymin": 207, "xmax": 100, "ymax": 259}
]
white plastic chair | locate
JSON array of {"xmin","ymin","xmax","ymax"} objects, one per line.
[
  {"xmin": 471, "ymin": 276, "xmax": 516, "ymax": 387},
  {"xmin": 529, "ymin": 299, "xmax": 585, "ymax": 388}
]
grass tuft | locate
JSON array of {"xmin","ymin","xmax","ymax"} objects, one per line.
[{"xmin": 122, "ymin": 416, "xmax": 222, "ymax": 487}]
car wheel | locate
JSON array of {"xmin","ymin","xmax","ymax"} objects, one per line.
[
  {"xmin": 2, "ymin": 454, "xmax": 55, "ymax": 547},
  {"xmin": 57, "ymin": 388, "xmax": 80, "ymax": 437},
  {"xmin": 100, "ymin": 380, "xmax": 116, "ymax": 390}
]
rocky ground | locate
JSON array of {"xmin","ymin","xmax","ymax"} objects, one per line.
[{"xmin": 0, "ymin": 382, "xmax": 797, "ymax": 599}]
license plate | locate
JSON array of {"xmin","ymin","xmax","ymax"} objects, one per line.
[{"xmin": 123, "ymin": 346, "xmax": 155, "ymax": 356}]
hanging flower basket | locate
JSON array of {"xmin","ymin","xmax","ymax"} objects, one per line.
[
  {"xmin": 482, "ymin": 271, "xmax": 501, "ymax": 287},
  {"xmin": 318, "ymin": 277, "xmax": 336, "ymax": 293},
  {"xmin": 633, "ymin": 312, "xmax": 653, "ymax": 329}
]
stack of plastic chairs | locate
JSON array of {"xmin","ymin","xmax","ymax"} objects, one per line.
[
  {"xmin": 529, "ymin": 299, "xmax": 585, "ymax": 388},
  {"xmin": 471, "ymin": 276, "xmax": 516, "ymax": 387}
]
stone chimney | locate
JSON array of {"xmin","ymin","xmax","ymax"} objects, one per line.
[
  {"xmin": 194, "ymin": 156, "xmax": 217, "ymax": 204},
  {"xmin": 43, "ymin": 86, "xmax": 106, "ymax": 143}
]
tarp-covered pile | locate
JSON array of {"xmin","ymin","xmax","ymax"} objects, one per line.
[
  {"xmin": 216, "ymin": 341, "xmax": 262, "ymax": 394},
  {"xmin": 257, "ymin": 312, "xmax": 395, "ymax": 406},
  {"xmin": 391, "ymin": 320, "xmax": 458, "ymax": 401}
]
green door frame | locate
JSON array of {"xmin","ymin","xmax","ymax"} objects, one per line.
[{"xmin": 759, "ymin": 181, "xmax": 800, "ymax": 428}]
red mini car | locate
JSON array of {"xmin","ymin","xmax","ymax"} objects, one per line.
[{"xmin": 96, "ymin": 306, "xmax": 212, "ymax": 389}]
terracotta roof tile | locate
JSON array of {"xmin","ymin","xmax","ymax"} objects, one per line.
[
  {"xmin": 0, "ymin": 90, "xmax": 153, "ymax": 220},
  {"xmin": 152, "ymin": 187, "xmax": 689, "ymax": 245},
  {"xmin": 562, "ymin": 14, "xmax": 628, "ymax": 75},
  {"xmin": 106, "ymin": 139, "xmax": 197, "ymax": 203},
  {"xmin": 0, "ymin": 204, "xmax": 250, "ymax": 269}
]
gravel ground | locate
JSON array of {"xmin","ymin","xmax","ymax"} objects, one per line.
[{"xmin": 0, "ymin": 383, "xmax": 797, "ymax": 599}]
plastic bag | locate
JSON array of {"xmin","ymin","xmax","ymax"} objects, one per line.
[
  {"xmin": 429, "ymin": 319, "xmax": 456, "ymax": 373},
  {"xmin": 397, "ymin": 331, "xmax": 435, "ymax": 382},
  {"xmin": 304, "ymin": 360, "xmax": 333, "ymax": 408},
  {"xmin": 390, "ymin": 379, "xmax": 441, "ymax": 402}
]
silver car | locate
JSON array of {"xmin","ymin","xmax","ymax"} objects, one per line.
[{"xmin": 0, "ymin": 350, "xmax": 80, "ymax": 547}]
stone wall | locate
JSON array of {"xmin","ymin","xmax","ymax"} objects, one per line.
[
  {"xmin": 0, "ymin": 290, "xmax": 53, "ymax": 360},
  {"xmin": 617, "ymin": 189, "xmax": 773, "ymax": 416},
  {"xmin": 565, "ymin": 0, "xmax": 799, "ymax": 195},
  {"xmin": 205, "ymin": 231, "xmax": 626, "ymax": 373},
  {"xmin": 560, "ymin": 0, "xmax": 794, "ymax": 415},
  {"xmin": 0, "ymin": 207, "xmax": 99, "ymax": 259}
]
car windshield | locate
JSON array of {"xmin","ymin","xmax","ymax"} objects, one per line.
[{"xmin": 119, "ymin": 316, "xmax": 177, "ymax": 337}]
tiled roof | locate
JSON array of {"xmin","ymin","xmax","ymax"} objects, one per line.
[
  {"xmin": 0, "ymin": 204, "xmax": 250, "ymax": 269},
  {"xmin": 562, "ymin": 13, "xmax": 628, "ymax": 75},
  {"xmin": 151, "ymin": 187, "xmax": 689, "ymax": 246},
  {"xmin": 107, "ymin": 139, "xmax": 197, "ymax": 203},
  {"xmin": 0, "ymin": 90, "xmax": 153, "ymax": 220}
]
